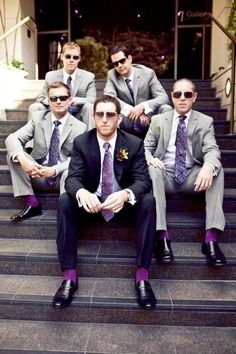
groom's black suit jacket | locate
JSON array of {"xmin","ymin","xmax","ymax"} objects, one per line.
[{"xmin": 65, "ymin": 128, "xmax": 152, "ymax": 201}]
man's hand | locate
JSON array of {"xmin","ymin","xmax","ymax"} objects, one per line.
[
  {"xmin": 77, "ymin": 188, "xmax": 102, "ymax": 213},
  {"xmin": 101, "ymin": 190, "xmax": 128, "ymax": 213},
  {"xmin": 17, "ymin": 154, "xmax": 43, "ymax": 178},
  {"xmin": 147, "ymin": 157, "xmax": 166, "ymax": 170},
  {"xmin": 39, "ymin": 166, "xmax": 57, "ymax": 178},
  {"xmin": 194, "ymin": 165, "xmax": 214, "ymax": 192},
  {"xmin": 139, "ymin": 113, "xmax": 150, "ymax": 126},
  {"xmin": 128, "ymin": 103, "xmax": 145, "ymax": 120}
]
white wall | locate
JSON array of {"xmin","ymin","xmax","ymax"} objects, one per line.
[
  {"xmin": 0, "ymin": 0, "xmax": 36, "ymax": 78},
  {"xmin": 211, "ymin": 0, "xmax": 235, "ymax": 131}
]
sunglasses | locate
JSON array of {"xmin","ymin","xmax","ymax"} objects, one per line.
[
  {"xmin": 49, "ymin": 95, "xmax": 69, "ymax": 102},
  {"xmin": 95, "ymin": 111, "xmax": 118, "ymax": 119},
  {"xmin": 112, "ymin": 57, "xmax": 127, "ymax": 67},
  {"xmin": 172, "ymin": 91, "xmax": 194, "ymax": 99},
  {"xmin": 64, "ymin": 54, "xmax": 80, "ymax": 60}
]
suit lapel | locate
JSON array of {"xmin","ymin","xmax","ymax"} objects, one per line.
[
  {"xmin": 73, "ymin": 69, "xmax": 82, "ymax": 95},
  {"xmin": 114, "ymin": 131, "xmax": 126, "ymax": 182},
  {"xmin": 59, "ymin": 114, "xmax": 73, "ymax": 148},
  {"xmin": 43, "ymin": 112, "xmax": 53, "ymax": 150},
  {"xmin": 163, "ymin": 112, "xmax": 173, "ymax": 151},
  {"xmin": 187, "ymin": 110, "xmax": 198, "ymax": 156},
  {"xmin": 132, "ymin": 67, "xmax": 140, "ymax": 103}
]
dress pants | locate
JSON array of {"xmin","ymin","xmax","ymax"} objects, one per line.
[
  {"xmin": 148, "ymin": 164, "xmax": 225, "ymax": 231},
  {"xmin": 57, "ymin": 192, "xmax": 156, "ymax": 270}
]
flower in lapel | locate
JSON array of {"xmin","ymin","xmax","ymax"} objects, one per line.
[{"xmin": 116, "ymin": 148, "xmax": 129, "ymax": 162}]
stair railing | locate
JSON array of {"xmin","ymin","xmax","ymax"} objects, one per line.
[
  {"xmin": 0, "ymin": 16, "xmax": 38, "ymax": 79},
  {"xmin": 204, "ymin": 13, "xmax": 236, "ymax": 134}
]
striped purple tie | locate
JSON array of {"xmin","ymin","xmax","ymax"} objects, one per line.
[
  {"xmin": 101, "ymin": 142, "xmax": 114, "ymax": 221},
  {"xmin": 174, "ymin": 115, "xmax": 187, "ymax": 184},
  {"xmin": 47, "ymin": 120, "xmax": 61, "ymax": 185}
]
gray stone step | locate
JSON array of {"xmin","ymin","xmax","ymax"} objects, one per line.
[
  {"xmin": 0, "ymin": 238, "xmax": 235, "ymax": 280},
  {"xmin": 0, "ymin": 209, "xmax": 235, "ymax": 242},
  {"xmin": 0, "ymin": 274, "xmax": 235, "ymax": 327},
  {"xmin": 0, "ymin": 185, "xmax": 235, "ymax": 212},
  {"xmin": 1, "ymin": 165, "xmax": 236, "ymax": 188},
  {"xmin": 0, "ymin": 319, "xmax": 235, "ymax": 354}
]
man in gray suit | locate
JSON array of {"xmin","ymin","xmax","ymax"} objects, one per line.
[
  {"xmin": 144, "ymin": 78, "xmax": 226, "ymax": 266},
  {"xmin": 28, "ymin": 42, "xmax": 96, "ymax": 130},
  {"xmin": 104, "ymin": 45, "xmax": 172, "ymax": 137},
  {"xmin": 5, "ymin": 81, "xmax": 87, "ymax": 221}
]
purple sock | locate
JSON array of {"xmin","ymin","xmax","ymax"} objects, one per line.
[
  {"xmin": 63, "ymin": 269, "xmax": 77, "ymax": 284},
  {"xmin": 135, "ymin": 267, "xmax": 149, "ymax": 283},
  {"xmin": 205, "ymin": 228, "xmax": 219, "ymax": 243},
  {"xmin": 156, "ymin": 230, "xmax": 169, "ymax": 240},
  {"xmin": 26, "ymin": 195, "xmax": 39, "ymax": 208}
]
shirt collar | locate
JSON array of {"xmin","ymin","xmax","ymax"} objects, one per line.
[
  {"xmin": 63, "ymin": 68, "xmax": 77, "ymax": 81},
  {"xmin": 123, "ymin": 66, "xmax": 134, "ymax": 81},
  {"xmin": 97, "ymin": 133, "xmax": 117, "ymax": 153},
  {"xmin": 173, "ymin": 109, "xmax": 192, "ymax": 121},
  {"xmin": 51, "ymin": 112, "xmax": 69, "ymax": 127}
]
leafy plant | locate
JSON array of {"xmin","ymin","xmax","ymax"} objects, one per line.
[{"xmin": 226, "ymin": 0, "xmax": 236, "ymax": 58}]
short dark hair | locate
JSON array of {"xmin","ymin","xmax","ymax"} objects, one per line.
[
  {"xmin": 110, "ymin": 45, "xmax": 130, "ymax": 58},
  {"xmin": 94, "ymin": 95, "xmax": 121, "ymax": 114},
  {"xmin": 47, "ymin": 81, "xmax": 71, "ymax": 97},
  {"xmin": 173, "ymin": 78, "xmax": 196, "ymax": 92}
]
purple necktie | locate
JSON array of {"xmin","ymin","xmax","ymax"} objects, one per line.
[
  {"xmin": 125, "ymin": 79, "xmax": 134, "ymax": 101},
  {"xmin": 101, "ymin": 142, "xmax": 114, "ymax": 221},
  {"xmin": 174, "ymin": 115, "xmax": 187, "ymax": 184},
  {"xmin": 47, "ymin": 120, "xmax": 61, "ymax": 185},
  {"xmin": 67, "ymin": 76, "xmax": 73, "ymax": 114}
]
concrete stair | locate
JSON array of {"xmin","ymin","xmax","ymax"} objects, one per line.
[{"xmin": 0, "ymin": 79, "xmax": 235, "ymax": 353}]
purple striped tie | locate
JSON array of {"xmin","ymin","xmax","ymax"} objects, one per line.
[
  {"xmin": 101, "ymin": 142, "xmax": 114, "ymax": 221},
  {"xmin": 174, "ymin": 115, "xmax": 187, "ymax": 184},
  {"xmin": 47, "ymin": 120, "xmax": 61, "ymax": 185}
]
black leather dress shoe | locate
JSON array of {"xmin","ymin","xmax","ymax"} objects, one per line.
[
  {"xmin": 135, "ymin": 280, "xmax": 157, "ymax": 310},
  {"xmin": 53, "ymin": 279, "xmax": 78, "ymax": 309},
  {"xmin": 10, "ymin": 204, "xmax": 42, "ymax": 221},
  {"xmin": 155, "ymin": 238, "xmax": 174, "ymax": 263},
  {"xmin": 202, "ymin": 241, "xmax": 226, "ymax": 266}
]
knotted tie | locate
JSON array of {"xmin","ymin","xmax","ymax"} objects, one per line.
[
  {"xmin": 125, "ymin": 78, "xmax": 134, "ymax": 101},
  {"xmin": 66, "ymin": 76, "xmax": 74, "ymax": 114},
  {"xmin": 101, "ymin": 142, "xmax": 114, "ymax": 221},
  {"xmin": 125, "ymin": 79, "xmax": 142, "ymax": 133},
  {"xmin": 66, "ymin": 76, "xmax": 72, "ymax": 91},
  {"xmin": 174, "ymin": 115, "xmax": 187, "ymax": 184},
  {"xmin": 47, "ymin": 120, "xmax": 61, "ymax": 185}
]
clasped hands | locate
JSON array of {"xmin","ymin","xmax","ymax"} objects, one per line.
[
  {"xmin": 148, "ymin": 157, "xmax": 214, "ymax": 192},
  {"xmin": 128, "ymin": 103, "xmax": 150, "ymax": 126},
  {"xmin": 77, "ymin": 188, "xmax": 128, "ymax": 214},
  {"xmin": 17, "ymin": 155, "xmax": 56, "ymax": 179}
]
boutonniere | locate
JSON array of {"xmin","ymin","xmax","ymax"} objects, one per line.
[{"xmin": 116, "ymin": 148, "xmax": 129, "ymax": 161}]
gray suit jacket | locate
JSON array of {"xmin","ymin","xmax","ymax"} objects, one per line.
[
  {"xmin": 5, "ymin": 111, "xmax": 87, "ymax": 175},
  {"xmin": 144, "ymin": 110, "xmax": 222, "ymax": 172},
  {"xmin": 36, "ymin": 68, "xmax": 96, "ymax": 106},
  {"xmin": 104, "ymin": 64, "xmax": 170, "ymax": 113}
]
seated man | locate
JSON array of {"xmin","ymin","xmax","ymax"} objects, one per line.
[
  {"xmin": 104, "ymin": 45, "xmax": 172, "ymax": 137},
  {"xmin": 28, "ymin": 41, "xmax": 96, "ymax": 130},
  {"xmin": 5, "ymin": 81, "xmax": 87, "ymax": 220},
  {"xmin": 53, "ymin": 94, "xmax": 157, "ymax": 310},
  {"xmin": 144, "ymin": 78, "xmax": 226, "ymax": 266}
]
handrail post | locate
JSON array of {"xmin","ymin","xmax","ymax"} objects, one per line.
[{"xmin": 230, "ymin": 43, "xmax": 235, "ymax": 134}]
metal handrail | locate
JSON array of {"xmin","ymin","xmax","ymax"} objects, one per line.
[
  {"xmin": 0, "ymin": 16, "xmax": 38, "ymax": 79},
  {"xmin": 204, "ymin": 13, "xmax": 236, "ymax": 134}
]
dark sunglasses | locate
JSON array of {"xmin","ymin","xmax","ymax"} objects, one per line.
[
  {"xmin": 172, "ymin": 91, "xmax": 194, "ymax": 99},
  {"xmin": 64, "ymin": 54, "xmax": 80, "ymax": 60},
  {"xmin": 49, "ymin": 95, "xmax": 69, "ymax": 102},
  {"xmin": 95, "ymin": 111, "xmax": 118, "ymax": 119},
  {"xmin": 112, "ymin": 57, "xmax": 127, "ymax": 67}
]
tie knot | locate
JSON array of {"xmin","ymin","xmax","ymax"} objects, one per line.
[
  {"xmin": 125, "ymin": 79, "xmax": 131, "ymax": 83},
  {"xmin": 54, "ymin": 120, "xmax": 61, "ymax": 127},
  {"xmin": 67, "ymin": 76, "xmax": 72, "ymax": 83},
  {"xmin": 179, "ymin": 115, "xmax": 186, "ymax": 122},
  {"xmin": 103, "ymin": 142, "xmax": 110, "ymax": 151}
]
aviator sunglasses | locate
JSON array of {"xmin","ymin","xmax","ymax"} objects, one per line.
[
  {"xmin": 95, "ymin": 111, "xmax": 118, "ymax": 119},
  {"xmin": 49, "ymin": 95, "xmax": 69, "ymax": 102},
  {"xmin": 172, "ymin": 91, "xmax": 194, "ymax": 99},
  {"xmin": 112, "ymin": 57, "xmax": 127, "ymax": 67},
  {"xmin": 64, "ymin": 54, "xmax": 80, "ymax": 60}
]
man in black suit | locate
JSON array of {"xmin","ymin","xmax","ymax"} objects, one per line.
[{"xmin": 53, "ymin": 95, "xmax": 157, "ymax": 310}]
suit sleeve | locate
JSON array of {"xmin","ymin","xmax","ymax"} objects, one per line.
[{"xmin": 5, "ymin": 120, "xmax": 35, "ymax": 158}]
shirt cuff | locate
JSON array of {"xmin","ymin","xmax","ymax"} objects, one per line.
[
  {"xmin": 143, "ymin": 102, "xmax": 152, "ymax": 115},
  {"xmin": 204, "ymin": 163, "xmax": 217, "ymax": 176},
  {"xmin": 124, "ymin": 188, "xmax": 136, "ymax": 205}
]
